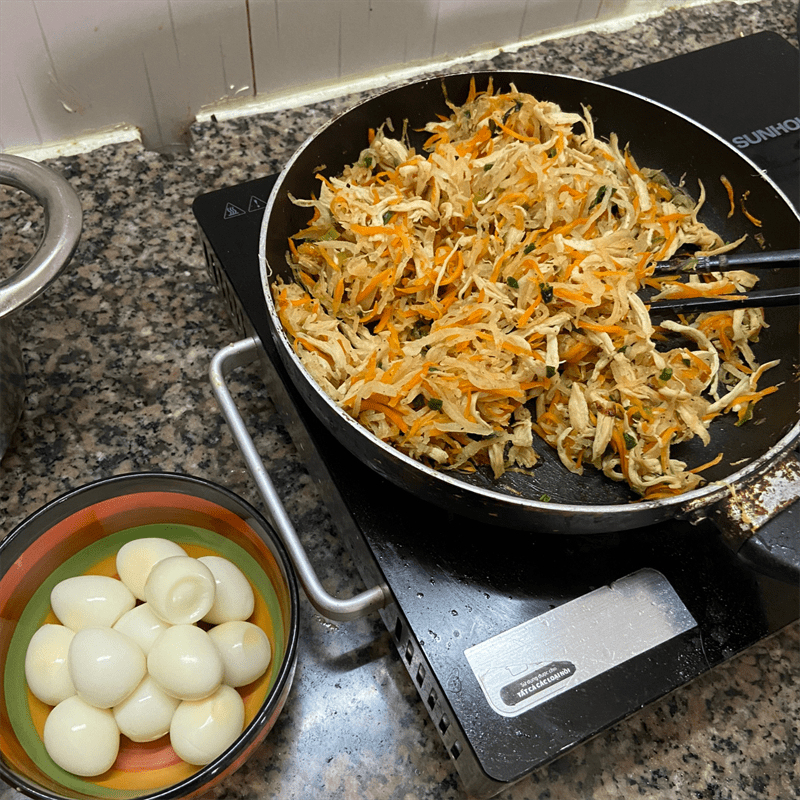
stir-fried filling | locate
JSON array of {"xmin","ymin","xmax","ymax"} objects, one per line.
[{"xmin": 272, "ymin": 79, "xmax": 778, "ymax": 499}]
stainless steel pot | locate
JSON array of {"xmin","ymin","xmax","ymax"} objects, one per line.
[{"xmin": 0, "ymin": 154, "xmax": 82, "ymax": 458}]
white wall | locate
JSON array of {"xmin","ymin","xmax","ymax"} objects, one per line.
[{"xmin": 0, "ymin": 0, "xmax": 698, "ymax": 155}]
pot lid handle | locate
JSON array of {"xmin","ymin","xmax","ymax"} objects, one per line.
[{"xmin": 0, "ymin": 153, "xmax": 82, "ymax": 318}]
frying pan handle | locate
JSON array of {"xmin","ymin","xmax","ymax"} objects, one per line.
[
  {"xmin": 706, "ymin": 449, "xmax": 800, "ymax": 584},
  {"xmin": 210, "ymin": 336, "xmax": 390, "ymax": 621}
]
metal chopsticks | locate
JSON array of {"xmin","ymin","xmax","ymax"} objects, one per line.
[
  {"xmin": 648, "ymin": 286, "xmax": 800, "ymax": 312},
  {"xmin": 653, "ymin": 248, "xmax": 799, "ymax": 274},
  {"xmin": 648, "ymin": 248, "xmax": 799, "ymax": 312}
]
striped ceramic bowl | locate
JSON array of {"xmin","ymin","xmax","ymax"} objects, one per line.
[{"xmin": 0, "ymin": 473, "xmax": 299, "ymax": 800}]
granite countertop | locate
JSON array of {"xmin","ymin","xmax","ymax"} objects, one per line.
[{"xmin": 2, "ymin": 1, "xmax": 798, "ymax": 798}]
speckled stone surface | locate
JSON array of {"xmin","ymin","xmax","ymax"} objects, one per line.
[{"xmin": 2, "ymin": 1, "xmax": 798, "ymax": 798}]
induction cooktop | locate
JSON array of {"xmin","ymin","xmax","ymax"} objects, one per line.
[{"xmin": 193, "ymin": 32, "xmax": 800, "ymax": 798}]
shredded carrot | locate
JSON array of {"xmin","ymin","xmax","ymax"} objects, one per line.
[
  {"xmin": 350, "ymin": 222, "xmax": 395, "ymax": 236},
  {"xmin": 516, "ymin": 296, "xmax": 542, "ymax": 327},
  {"xmin": 359, "ymin": 398, "xmax": 409, "ymax": 433},
  {"xmin": 720, "ymin": 175, "xmax": 735, "ymax": 218},
  {"xmin": 355, "ymin": 267, "xmax": 393, "ymax": 303},
  {"xmin": 562, "ymin": 341, "xmax": 593, "ymax": 363},
  {"xmin": 739, "ymin": 190, "xmax": 762, "ymax": 227},
  {"xmin": 553, "ymin": 286, "xmax": 595, "ymax": 306},
  {"xmin": 611, "ymin": 425, "xmax": 630, "ymax": 478},
  {"xmin": 578, "ymin": 321, "xmax": 627, "ymax": 335},
  {"xmin": 688, "ymin": 453, "xmax": 724, "ymax": 474},
  {"xmin": 493, "ymin": 116, "xmax": 539, "ymax": 142},
  {"xmin": 726, "ymin": 386, "xmax": 778, "ymax": 410}
]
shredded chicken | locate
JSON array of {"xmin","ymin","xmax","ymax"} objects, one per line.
[{"xmin": 272, "ymin": 79, "xmax": 778, "ymax": 499}]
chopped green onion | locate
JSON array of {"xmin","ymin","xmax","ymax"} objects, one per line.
[
  {"xmin": 623, "ymin": 432, "xmax": 637, "ymax": 450},
  {"xmin": 427, "ymin": 398, "xmax": 443, "ymax": 411},
  {"xmin": 318, "ymin": 227, "xmax": 339, "ymax": 241},
  {"xmin": 659, "ymin": 367, "xmax": 673, "ymax": 382},
  {"xmin": 382, "ymin": 210, "xmax": 394, "ymax": 224},
  {"xmin": 502, "ymin": 100, "xmax": 523, "ymax": 124},
  {"xmin": 589, "ymin": 185, "xmax": 608, "ymax": 209},
  {"xmin": 506, "ymin": 276, "xmax": 519, "ymax": 289},
  {"xmin": 410, "ymin": 322, "xmax": 430, "ymax": 339},
  {"xmin": 524, "ymin": 243, "xmax": 536, "ymax": 254},
  {"xmin": 539, "ymin": 493, "xmax": 552, "ymax": 503},
  {"xmin": 546, "ymin": 365, "xmax": 556, "ymax": 378}
]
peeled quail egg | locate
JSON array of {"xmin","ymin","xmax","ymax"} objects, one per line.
[
  {"xmin": 116, "ymin": 537, "xmax": 188, "ymax": 601},
  {"xmin": 43, "ymin": 695, "xmax": 120, "ymax": 776},
  {"xmin": 207, "ymin": 620, "xmax": 271, "ymax": 687},
  {"xmin": 199, "ymin": 556, "xmax": 254, "ymax": 624},
  {"xmin": 144, "ymin": 556, "xmax": 216, "ymax": 625},
  {"xmin": 147, "ymin": 624, "xmax": 223, "ymax": 700},
  {"xmin": 68, "ymin": 627, "xmax": 147, "ymax": 709},
  {"xmin": 51, "ymin": 575, "xmax": 135, "ymax": 631},
  {"xmin": 112, "ymin": 602, "xmax": 171, "ymax": 655},
  {"xmin": 113, "ymin": 675, "xmax": 180, "ymax": 742},
  {"xmin": 169, "ymin": 684, "xmax": 245, "ymax": 766},
  {"xmin": 24, "ymin": 624, "xmax": 76, "ymax": 706}
]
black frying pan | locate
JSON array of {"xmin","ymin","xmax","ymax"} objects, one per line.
[{"xmin": 259, "ymin": 71, "xmax": 800, "ymax": 535}]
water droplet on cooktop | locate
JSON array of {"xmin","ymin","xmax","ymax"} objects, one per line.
[
  {"xmin": 450, "ymin": 609, "xmax": 458, "ymax": 616},
  {"xmin": 416, "ymin": 592, "xmax": 424, "ymax": 598}
]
